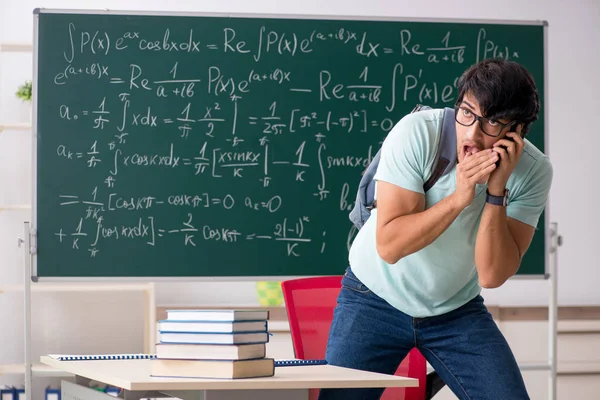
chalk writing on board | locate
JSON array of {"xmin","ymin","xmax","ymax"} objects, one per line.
[{"xmin": 45, "ymin": 19, "xmax": 520, "ymax": 261}]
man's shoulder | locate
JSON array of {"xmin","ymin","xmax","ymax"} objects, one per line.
[
  {"xmin": 384, "ymin": 108, "xmax": 444, "ymax": 148},
  {"xmin": 506, "ymin": 140, "xmax": 553, "ymax": 226},
  {"xmin": 519, "ymin": 140, "xmax": 552, "ymax": 176},
  {"xmin": 402, "ymin": 107, "xmax": 445, "ymax": 125},
  {"xmin": 510, "ymin": 139, "xmax": 553, "ymax": 193}
]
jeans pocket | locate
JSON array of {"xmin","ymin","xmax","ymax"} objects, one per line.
[{"xmin": 341, "ymin": 268, "xmax": 372, "ymax": 294}]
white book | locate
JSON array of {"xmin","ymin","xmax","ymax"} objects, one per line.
[
  {"xmin": 166, "ymin": 309, "xmax": 269, "ymax": 322},
  {"xmin": 159, "ymin": 331, "xmax": 269, "ymax": 345},
  {"xmin": 156, "ymin": 342, "xmax": 266, "ymax": 360},
  {"xmin": 158, "ymin": 320, "xmax": 267, "ymax": 333}
]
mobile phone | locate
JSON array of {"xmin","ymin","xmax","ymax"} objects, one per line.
[{"xmin": 496, "ymin": 124, "xmax": 521, "ymax": 167}]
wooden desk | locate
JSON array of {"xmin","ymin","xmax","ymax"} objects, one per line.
[{"xmin": 41, "ymin": 356, "xmax": 418, "ymax": 400}]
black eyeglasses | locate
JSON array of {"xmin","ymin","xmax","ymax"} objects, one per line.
[{"xmin": 454, "ymin": 105, "xmax": 516, "ymax": 137}]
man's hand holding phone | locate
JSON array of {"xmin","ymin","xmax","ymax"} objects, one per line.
[{"xmin": 488, "ymin": 125, "xmax": 525, "ymax": 195}]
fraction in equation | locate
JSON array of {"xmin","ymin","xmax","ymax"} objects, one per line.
[{"xmin": 274, "ymin": 217, "xmax": 311, "ymax": 257}]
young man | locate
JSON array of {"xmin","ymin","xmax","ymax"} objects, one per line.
[{"xmin": 319, "ymin": 59, "xmax": 553, "ymax": 400}]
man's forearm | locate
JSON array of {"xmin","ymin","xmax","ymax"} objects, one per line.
[
  {"xmin": 376, "ymin": 194, "xmax": 464, "ymax": 264},
  {"xmin": 475, "ymin": 204, "xmax": 521, "ymax": 288}
]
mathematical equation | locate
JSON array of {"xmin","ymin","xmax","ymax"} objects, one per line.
[
  {"xmin": 40, "ymin": 16, "xmax": 529, "ymax": 262},
  {"xmin": 55, "ymin": 208, "xmax": 316, "ymax": 258},
  {"xmin": 60, "ymin": 21, "xmax": 518, "ymax": 65}
]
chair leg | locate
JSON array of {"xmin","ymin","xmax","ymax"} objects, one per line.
[{"xmin": 425, "ymin": 371, "xmax": 446, "ymax": 399}]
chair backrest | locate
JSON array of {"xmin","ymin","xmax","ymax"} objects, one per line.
[
  {"xmin": 281, "ymin": 276, "xmax": 427, "ymax": 400},
  {"xmin": 281, "ymin": 276, "xmax": 342, "ymax": 360}
]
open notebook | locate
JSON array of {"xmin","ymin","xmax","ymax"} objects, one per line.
[
  {"xmin": 48, "ymin": 354, "xmax": 157, "ymax": 361},
  {"xmin": 47, "ymin": 354, "xmax": 326, "ymax": 366}
]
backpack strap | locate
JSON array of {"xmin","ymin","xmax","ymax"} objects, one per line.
[
  {"xmin": 423, "ymin": 107, "xmax": 457, "ymax": 192},
  {"xmin": 348, "ymin": 147, "xmax": 381, "ymax": 229}
]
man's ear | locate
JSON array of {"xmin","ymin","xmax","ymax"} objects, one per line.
[
  {"xmin": 510, "ymin": 123, "xmax": 525, "ymax": 138},
  {"xmin": 516, "ymin": 123, "xmax": 527, "ymax": 138},
  {"xmin": 517, "ymin": 123, "xmax": 524, "ymax": 134}
]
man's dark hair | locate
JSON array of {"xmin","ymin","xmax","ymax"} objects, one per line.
[{"xmin": 456, "ymin": 58, "xmax": 540, "ymax": 137}]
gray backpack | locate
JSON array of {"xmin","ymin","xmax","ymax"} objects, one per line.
[{"xmin": 349, "ymin": 105, "xmax": 457, "ymax": 229}]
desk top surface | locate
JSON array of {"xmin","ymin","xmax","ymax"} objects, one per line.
[{"xmin": 40, "ymin": 356, "xmax": 418, "ymax": 391}]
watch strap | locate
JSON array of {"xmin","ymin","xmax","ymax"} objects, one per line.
[{"xmin": 486, "ymin": 189, "xmax": 508, "ymax": 206}]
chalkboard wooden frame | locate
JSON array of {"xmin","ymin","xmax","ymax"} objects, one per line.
[{"xmin": 31, "ymin": 8, "xmax": 549, "ymax": 281}]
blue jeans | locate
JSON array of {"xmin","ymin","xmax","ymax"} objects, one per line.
[{"xmin": 318, "ymin": 267, "xmax": 529, "ymax": 400}]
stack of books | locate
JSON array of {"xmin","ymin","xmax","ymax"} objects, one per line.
[{"xmin": 151, "ymin": 309, "xmax": 274, "ymax": 379}]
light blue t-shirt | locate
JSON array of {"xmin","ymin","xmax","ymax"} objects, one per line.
[{"xmin": 349, "ymin": 109, "xmax": 553, "ymax": 317}]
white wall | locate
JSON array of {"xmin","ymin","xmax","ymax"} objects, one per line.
[{"xmin": 1, "ymin": 0, "xmax": 599, "ymax": 311}]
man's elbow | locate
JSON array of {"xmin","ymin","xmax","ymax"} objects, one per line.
[
  {"xmin": 375, "ymin": 242, "xmax": 403, "ymax": 265},
  {"xmin": 478, "ymin": 273, "xmax": 509, "ymax": 289},
  {"xmin": 376, "ymin": 244, "xmax": 399, "ymax": 264}
]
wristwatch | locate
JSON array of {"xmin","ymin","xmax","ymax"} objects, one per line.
[{"xmin": 486, "ymin": 189, "xmax": 509, "ymax": 206}]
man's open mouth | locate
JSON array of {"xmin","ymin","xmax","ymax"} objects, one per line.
[{"xmin": 463, "ymin": 145, "xmax": 481, "ymax": 158}]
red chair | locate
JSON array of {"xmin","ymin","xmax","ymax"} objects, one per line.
[{"xmin": 281, "ymin": 276, "xmax": 428, "ymax": 400}]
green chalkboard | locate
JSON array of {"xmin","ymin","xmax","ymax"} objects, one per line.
[{"xmin": 33, "ymin": 9, "xmax": 548, "ymax": 278}]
